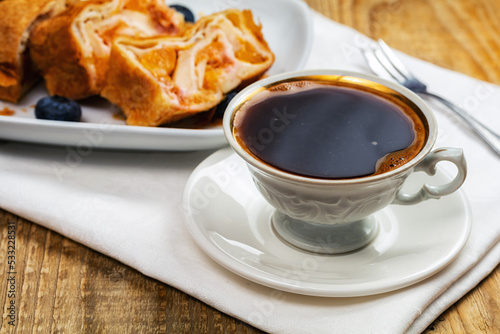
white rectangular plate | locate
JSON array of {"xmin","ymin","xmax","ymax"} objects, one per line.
[{"xmin": 0, "ymin": 0, "xmax": 312, "ymax": 151}]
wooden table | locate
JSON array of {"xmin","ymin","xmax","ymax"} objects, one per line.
[{"xmin": 1, "ymin": 0, "xmax": 499, "ymax": 332}]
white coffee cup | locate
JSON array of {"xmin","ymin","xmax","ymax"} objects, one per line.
[{"xmin": 223, "ymin": 69, "xmax": 467, "ymax": 254}]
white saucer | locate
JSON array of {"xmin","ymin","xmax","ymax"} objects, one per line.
[{"xmin": 182, "ymin": 148, "xmax": 472, "ymax": 297}]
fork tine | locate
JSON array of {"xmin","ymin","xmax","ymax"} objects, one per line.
[
  {"xmin": 371, "ymin": 47, "xmax": 407, "ymax": 83},
  {"xmin": 361, "ymin": 45, "xmax": 406, "ymax": 83},
  {"xmin": 360, "ymin": 47, "xmax": 394, "ymax": 79},
  {"xmin": 376, "ymin": 39, "xmax": 413, "ymax": 79}
]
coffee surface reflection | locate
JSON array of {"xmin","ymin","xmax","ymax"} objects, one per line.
[{"xmin": 233, "ymin": 78, "xmax": 427, "ymax": 179}]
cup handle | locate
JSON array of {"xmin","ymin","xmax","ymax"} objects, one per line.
[{"xmin": 392, "ymin": 148, "xmax": 467, "ymax": 205}]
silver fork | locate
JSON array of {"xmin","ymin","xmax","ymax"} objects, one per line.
[{"xmin": 361, "ymin": 39, "xmax": 500, "ymax": 157}]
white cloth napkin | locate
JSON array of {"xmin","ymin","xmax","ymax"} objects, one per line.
[{"xmin": 1, "ymin": 10, "xmax": 500, "ymax": 334}]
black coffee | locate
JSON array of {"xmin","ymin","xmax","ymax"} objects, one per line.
[{"xmin": 233, "ymin": 79, "xmax": 426, "ymax": 179}]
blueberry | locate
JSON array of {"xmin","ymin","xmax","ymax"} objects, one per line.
[
  {"xmin": 35, "ymin": 96, "xmax": 82, "ymax": 122},
  {"xmin": 214, "ymin": 91, "xmax": 238, "ymax": 118},
  {"xmin": 170, "ymin": 4, "xmax": 195, "ymax": 23}
]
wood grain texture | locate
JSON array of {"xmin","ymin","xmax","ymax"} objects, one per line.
[{"xmin": 0, "ymin": 0, "xmax": 499, "ymax": 333}]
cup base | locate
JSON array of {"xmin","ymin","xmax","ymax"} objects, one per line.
[{"xmin": 271, "ymin": 212, "xmax": 379, "ymax": 255}]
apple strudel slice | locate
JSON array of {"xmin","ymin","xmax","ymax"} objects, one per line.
[
  {"xmin": 101, "ymin": 9, "xmax": 275, "ymax": 127},
  {"xmin": 29, "ymin": 0, "xmax": 185, "ymax": 100},
  {"xmin": 0, "ymin": 0, "xmax": 72, "ymax": 102}
]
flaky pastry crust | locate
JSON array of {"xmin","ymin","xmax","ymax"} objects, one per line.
[
  {"xmin": 0, "ymin": 0, "xmax": 71, "ymax": 102},
  {"xmin": 29, "ymin": 0, "xmax": 185, "ymax": 100},
  {"xmin": 101, "ymin": 9, "xmax": 275, "ymax": 126}
]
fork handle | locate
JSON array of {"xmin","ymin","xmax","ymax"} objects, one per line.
[{"xmin": 421, "ymin": 91, "xmax": 500, "ymax": 157}]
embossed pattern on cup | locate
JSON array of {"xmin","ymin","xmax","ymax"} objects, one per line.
[{"xmin": 248, "ymin": 164, "xmax": 409, "ymax": 225}]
